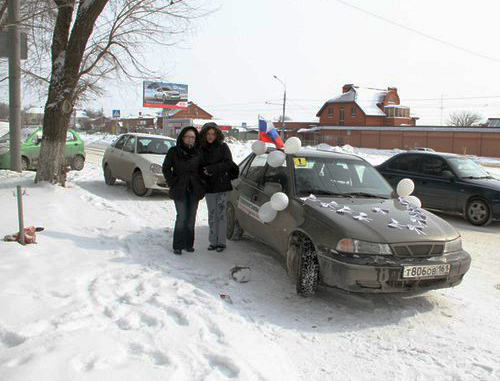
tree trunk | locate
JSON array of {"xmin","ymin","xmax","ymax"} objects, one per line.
[
  {"xmin": 35, "ymin": 98, "xmax": 73, "ymax": 184},
  {"xmin": 35, "ymin": 0, "xmax": 109, "ymax": 184}
]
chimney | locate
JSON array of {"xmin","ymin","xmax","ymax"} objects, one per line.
[{"xmin": 342, "ymin": 84, "xmax": 354, "ymax": 93}]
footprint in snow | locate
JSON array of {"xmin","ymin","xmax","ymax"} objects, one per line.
[
  {"xmin": 206, "ymin": 353, "xmax": 240, "ymax": 378},
  {"xmin": 166, "ymin": 307, "xmax": 189, "ymax": 326},
  {"xmin": 128, "ymin": 342, "xmax": 171, "ymax": 366},
  {"xmin": 0, "ymin": 327, "xmax": 26, "ymax": 348}
]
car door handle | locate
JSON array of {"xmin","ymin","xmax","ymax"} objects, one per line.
[{"xmin": 251, "ymin": 194, "xmax": 258, "ymax": 202}]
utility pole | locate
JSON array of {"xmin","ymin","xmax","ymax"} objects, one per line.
[
  {"xmin": 8, "ymin": 0, "xmax": 22, "ymax": 172},
  {"xmin": 273, "ymin": 75, "xmax": 286, "ymax": 140}
]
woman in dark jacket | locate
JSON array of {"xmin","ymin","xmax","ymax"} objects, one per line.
[
  {"xmin": 199, "ymin": 122, "xmax": 234, "ymax": 252},
  {"xmin": 162, "ymin": 126, "xmax": 205, "ymax": 255}
]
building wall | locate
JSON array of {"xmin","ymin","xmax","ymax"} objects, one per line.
[
  {"xmin": 318, "ymin": 103, "xmax": 367, "ymax": 126},
  {"xmin": 318, "ymin": 104, "xmax": 417, "ymax": 127},
  {"xmin": 299, "ymin": 127, "xmax": 500, "ymax": 158}
]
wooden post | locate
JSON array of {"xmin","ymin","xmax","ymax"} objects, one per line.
[{"xmin": 16, "ymin": 185, "xmax": 25, "ymax": 245}]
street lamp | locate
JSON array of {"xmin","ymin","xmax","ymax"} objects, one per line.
[{"xmin": 273, "ymin": 75, "xmax": 286, "ymax": 140}]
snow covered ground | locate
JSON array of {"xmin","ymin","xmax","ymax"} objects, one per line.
[{"xmin": 0, "ymin": 131, "xmax": 499, "ymax": 380}]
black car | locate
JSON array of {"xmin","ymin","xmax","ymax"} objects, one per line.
[{"xmin": 376, "ymin": 152, "xmax": 500, "ymax": 226}]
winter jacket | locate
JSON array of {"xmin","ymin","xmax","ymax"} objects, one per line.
[
  {"xmin": 162, "ymin": 127, "xmax": 206, "ymax": 201},
  {"xmin": 199, "ymin": 124, "xmax": 234, "ymax": 194}
]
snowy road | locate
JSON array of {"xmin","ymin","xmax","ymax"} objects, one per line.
[{"xmin": 0, "ymin": 140, "xmax": 499, "ymax": 380}]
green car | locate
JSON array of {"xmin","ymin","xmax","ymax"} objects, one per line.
[{"xmin": 0, "ymin": 127, "xmax": 86, "ymax": 171}]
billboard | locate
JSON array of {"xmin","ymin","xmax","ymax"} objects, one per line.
[{"xmin": 143, "ymin": 81, "xmax": 188, "ymax": 109}]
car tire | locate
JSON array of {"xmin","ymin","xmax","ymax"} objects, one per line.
[
  {"xmin": 71, "ymin": 155, "xmax": 85, "ymax": 171},
  {"xmin": 296, "ymin": 236, "xmax": 319, "ymax": 297},
  {"xmin": 465, "ymin": 198, "xmax": 492, "ymax": 226},
  {"xmin": 104, "ymin": 164, "xmax": 116, "ymax": 185},
  {"xmin": 226, "ymin": 202, "xmax": 244, "ymax": 240},
  {"xmin": 21, "ymin": 156, "xmax": 29, "ymax": 171},
  {"xmin": 132, "ymin": 171, "xmax": 151, "ymax": 197}
]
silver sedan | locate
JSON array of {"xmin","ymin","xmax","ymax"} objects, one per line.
[{"xmin": 102, "ymin": 133, "xmax": 175, "ymax": 196}]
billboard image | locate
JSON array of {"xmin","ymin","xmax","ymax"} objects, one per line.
[{"xmin": 143, "ymin": 81, "xmax": 188, "ymax": 109}]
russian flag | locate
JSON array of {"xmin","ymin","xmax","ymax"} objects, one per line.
[{"xmin": 258, "ymin": 115, "xmax": 284, "ymax": 149}]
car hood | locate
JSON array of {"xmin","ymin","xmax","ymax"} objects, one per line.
[
  {"xmin": 139, "ymin": 154, "xmax": 166, "ymax": 166},
  {"xmin": 303, "ymin": 197, "xmax": 459, "ymax": 243},
  {"xmin": 461, "ymin": 176, "xmax": 500, "ymax": 191}
]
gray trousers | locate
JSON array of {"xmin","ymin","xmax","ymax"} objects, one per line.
[{"xmin": 205, "ymin": 192, "xmax": 228, "ymax": 247}]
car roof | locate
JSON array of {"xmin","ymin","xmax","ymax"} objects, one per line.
[
  {"xmin": 122, "ymin": 133, "xmax": 175, "ymax": 141},
  {"xmin": 394, "ymin": 151, "xmax": 464, "ymax": 159}
]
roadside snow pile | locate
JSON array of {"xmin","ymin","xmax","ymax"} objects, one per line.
[{"xmin": 80, "ymin": 132, "xmax": 116, "ymax": 147}]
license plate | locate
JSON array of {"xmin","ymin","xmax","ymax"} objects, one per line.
[{"xmin": 402, "ymin": 264, "xmax": 451, "ymax": 279}]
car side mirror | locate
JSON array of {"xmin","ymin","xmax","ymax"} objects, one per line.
[
  {"xmin": 442, "ymin": 170, "xmax": 454, "ymax": 180},
  {"xmin": 263, "ymin": 182, "xmax": 282, "ymax": 196}
]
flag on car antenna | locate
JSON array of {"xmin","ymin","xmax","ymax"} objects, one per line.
[{"xmin": 258, "ymin": 115, "xmax": 284, "ymax": 149}]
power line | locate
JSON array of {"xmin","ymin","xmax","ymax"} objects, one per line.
[{"xmin": 332, "ymin": 0, "xmax": 500, "ymax": 63}]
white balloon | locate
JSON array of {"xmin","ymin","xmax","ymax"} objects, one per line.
[
  {"xmin": 267, "ymin": 150, "xmax": 286, "ymax": 167},
  {"xmin": 270, "ymin": 192, "xmax": 289, "ymax": 211},
  {"xmin": 405, "ymin": 195, "xmax": 422, "ymax": 208},
  {"xmin": 258, "ymin": 202, "xmax": 277, "ymax": 223},
  {"xmin": 396, "ymin": 178, "xmax": 415, "ymax": 197},
  {"xmin": 252, "ymin": 141, "xmax": 267, "ymax": 155},
  {"xmin": 284, "ymin": 137, "xmax": 302, "ymax": 154}
]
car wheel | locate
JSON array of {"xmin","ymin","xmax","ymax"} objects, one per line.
[
  {"xmin": 466, "ymin": 198, "xmax": 492, "ymax": 226},
  {"xmin": 296, "ymin": 236, "xmax": 319, "ymax": 297},
  {"xmin": 71, "ymin": 155, "xmax": 85, "ymax": 171},
  {"xmin": 21, "ymin": 156, "xmax": 29, "ymax": 171},
  {"xmin": 104, "ymin": 164, "xmax": 116, "ymax": 185},
  {"xmin": 226, "ymin": 202, "xmax": 243, "ymax": 240},
  {"xmin": 132, "ymin": 171, "xmax": 151, "ymax": 197}
]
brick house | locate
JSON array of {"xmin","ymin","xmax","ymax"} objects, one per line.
[
  {"xmin": 316, "ymin": 84, "xmax": 418, "ymax": 127},
  {"xmin": 168, "ymin": 101, "xmax": 213, "ymax": 120}
]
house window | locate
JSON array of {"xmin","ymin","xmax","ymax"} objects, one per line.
[
  {"xmin": 339, "ymin": 107, "xmax": 344, "ymax": 125},
  {"xmin": 387, "ymin": 96, "xmax": 396, "ymax": 104},
  {"xmin": 351, "ymin": 107, "xmax": 356, "ymax": 117},
  {"xmin": 385, "ymin": 106, "xmax": 409, "ymax": 118},
  {"xmin": 328, "ymin": 107, "xmax": 333, "ymax": 117}
]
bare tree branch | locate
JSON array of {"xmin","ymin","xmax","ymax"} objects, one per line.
[
  {"xmin": 447, "ymin": 111, "xmax": 483, "ymax": 126},
  {"xmin": 25, "ymin": 0, "xmax": 212, "ymax": 184}
]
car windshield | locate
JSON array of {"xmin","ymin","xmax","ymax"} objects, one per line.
[
  {"xmin": 293, "ymin": 155, "xmax": 394, "ymax": 198},
  {"xmin": 136, "ymin": 137, "xmax": 173, "ymax": 154},
  {"xmin": 0, "ymin": 128, "xmax": 37, "ymax": 143},
  {"xmin": 447, "ymin": 157, "xmax": 491, "ymax": 178}
]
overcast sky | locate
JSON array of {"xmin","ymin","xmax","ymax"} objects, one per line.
[{"xmin": 9, "ymin": 0, "xmax": 500, "ymax": 125}]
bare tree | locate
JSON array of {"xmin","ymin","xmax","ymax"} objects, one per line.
[
  {"xmin": 17, "ymin": 0, "xmax": 208, "ymax": 184},
  {"xmin": 274, "ymin": 115, "xmax": 292, "ymax": 122},
  {"xmin": 447, "ymin": 111, "xmax": 483, "ymax": 127}
]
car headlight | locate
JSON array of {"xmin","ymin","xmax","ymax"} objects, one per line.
[
  {"xmin": 443, "ymin": 237, "xmax": 462, "ymax": 253},
  {"xmin": 336, "ymin": 238, "xmax": 393, "ymax": 255},
  {"xmin": 150, "ymin": 163, "xmax": 162, "ymax": 174}
]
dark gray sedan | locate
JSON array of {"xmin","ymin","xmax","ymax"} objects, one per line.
[
  {"xmin": 376, "ymin": 151, "xmax": 500, "ymax": 226},
  {"xmin": 227, "ymin": 147, "xmax": 471, "ymax": 296}
]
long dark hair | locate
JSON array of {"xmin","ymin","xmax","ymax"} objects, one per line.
[{"xmin": 200, "ymin": 122, "xmax": 224, "ymax": 147}]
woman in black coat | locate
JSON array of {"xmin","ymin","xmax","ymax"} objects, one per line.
[
  {"xmin": 199, "ymin": 122, "xmax": 234, "ymax": 252},
  {"xmin": 162, "ymin": 126, "xmax": 205, "ymax": 255}
]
